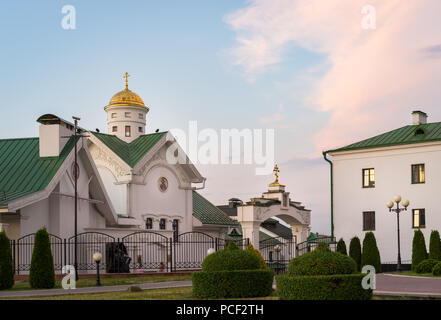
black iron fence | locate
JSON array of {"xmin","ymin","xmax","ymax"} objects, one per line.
[
  {"xmin": 11, "ymin": 231, "xmax": 319, "ymax": 274},
  {"xmin": 296, "ymin": 237, "xmax": 336, "ymax": 257}
]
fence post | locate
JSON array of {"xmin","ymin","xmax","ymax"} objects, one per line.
[
  {"xmin": 215, "ymin": 238, "xmax": 218, "ymax": 251},
  {"xmin": 169, "ymin": 238, "xmax": 173, "ymax": 273},
  {"xmin": 12, "ymin": 240, "xmax": 16, "ymax": 275}
]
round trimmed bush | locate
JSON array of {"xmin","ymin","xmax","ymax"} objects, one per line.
[
  {"xmin": 429, "ymin": 230, "xmax": 441, "ymax": 261},
  {"xmin": 432, "ymin": 262, "xmax": 441, "ymax": 276},
  {"xmin": 361, "ymin": 232, "xmax": 381, "ymax": 273},
  {"xmin": 287, "ymin": 244, "xmax": 356, "ymax": 276},
  {"xmin": 336, "ymin": 238, "xmax": 347, "ymax": 255},
  {"xmin": 349, "ymin": 237, "xmax": 362, "ymax": 271},
  {"xmin": 193, "ymin": 246, "xmax": 273, "ymax": 298},
  {"xmin": 0, "ymin": 232, "xmax": 14, "ymax": 290},
  {"xmin": 202, "ymin": 247, "xmax": 260, "ymax": 272},
  {"xmin": 412, "ymin": 229, "xmax": 428, "ymax": 271},
  {"xmin": 29, "ymin": 228, "xmax": 55, "ymax": 289},
  {"xmin": 415, "ymin": 259, "xmax": 438, "ymax": 274},
  {"xmin": 246, "ymin": 243, "xmax": 268, "ymax": 269}
]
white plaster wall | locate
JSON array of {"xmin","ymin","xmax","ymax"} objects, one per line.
[
  {"xmin": 332, "ymin": 143, "xmax": 441, "ymax": 262},
  {"xmin": 20, "ymin": 199, "xmax": 50, "ymax": 235},
  {"xmin": 132, "ymin": 165, "xmax": 191, "ymax": 233},
  {"xmin": 97, "ymin": 166, "xmax": 127, "ymax": 215},
  {"xmin": 106, "ymin": 106, "xmax": 147, "ymax": 143}
]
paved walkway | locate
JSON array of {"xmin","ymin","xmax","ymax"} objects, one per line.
[
  {"xmin": 0, "ymin": 280, "xmax": 192, "ymax": 298},
  {"xmin": 375, "ymin": 274, "xmax": 441, "ymax": 297}
]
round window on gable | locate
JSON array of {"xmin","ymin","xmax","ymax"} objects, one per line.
[{"xmin": 158, "ymin": 177, "xmax": 168, "ymax": 192}]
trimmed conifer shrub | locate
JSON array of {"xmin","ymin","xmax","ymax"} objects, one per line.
[
  {"xmin": 432, "ymin": 262, "xmax": 441, "ymax": 276},
  {"xmin": 361, "ymin": 232, "xmax": 381, "ymax": 273},
  {"xmin": 0, "ymin": 232, "xmax": 14, "ymax": 290},
  {"xmin": 349, "ymin": 237, "xmax": 362, "ymax": 271},
  {"xmin": 29, "ymin": 228, "xmax": 55, "ymax": 289},
  {"xmin": 415, "ymin": 259, "xmax": 438, "ymax": 274},
  {"xmin": 412, "ymin": 229, "xmax": 428, "ymax": 271},
  {"xmin": 429, "ymin": 230, "xmax": 441, "ymax": 261},
  {"xmin": 246, "ymin": 243, "xmax": 268, "ymax": 269},
  {"xmin": 226, "ymin": 241, "xmax": 239, "ymax": 250},
  {"xmin": 336, "ymin": 238, "xmax": 347, "ymax": 255}
]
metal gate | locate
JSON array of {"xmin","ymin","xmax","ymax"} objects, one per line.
[
  {"xmin": 15, "ymin": 233, "xmax": 63, "ymax": 274},
  {"xmin": 173, "ymin": 232, "xmax": 215, "ymax": 271},
  {"xmin": 122, "ymin": 232, "xmax": 170, "ymax": 272},
  {"xmin": 67, "ymin": 232, "xmax": 115, "ymax": 271},
  {"xmin": 259, "ymin": 236, "xmax": 296, "ymax": 274}
]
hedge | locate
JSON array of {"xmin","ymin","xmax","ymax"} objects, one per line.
[
  {"xmin": 429, "ymin": 230, "xmax": 441, "ymax": 261},
  {"xmin": 246, "ymin": 243, "xmax": 268, "ymax": 269},
  {"xmin": 336, "ymin": 238, "xmax": 347, "ymax": 255},
  {"xmin": 349, "ymin": 237, "xmax": 362, "ymax": 271},
  {"xmin": 0, "ymin": 232, "xmax": 14, "ymax": 290},
  {"xmin": 29, "ymin": 228, "xmax": 55, "ymax": 289},
  {"xmin": 361, "ymin": 232, "xmax": 381, "ymax": 273},
  {"xmin": 415, "ymin": 259, "xmax": 438, "ymax": 274},
  {"xmin": 412, "ymin": 230, "xmax": 428, "ymax": 271},
  {"xmin": 192, "ymin": 269, "xmax": 274, "ymax": 298},
  {"xmin": 432, "ymin": 262, "xmax": 441, "ymax": 276},
  {"xmin": 276, "ymin": 274, "xmax": 372, "ymax": 300},
  {"xmin": 288, "ymin": 244, "xmax": 356, "ymax": 276}
]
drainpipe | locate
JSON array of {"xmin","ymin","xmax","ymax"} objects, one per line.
[{"xmin": 322, "ymin": 151, "xmax": 334, "ymax": 239}]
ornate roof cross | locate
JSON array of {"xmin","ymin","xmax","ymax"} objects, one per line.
[
  {"xmin": 124, "ymin": 72, "xmax": 130, "ymax": 89},
  {"xmin": 273, "ymin": 164, "xmax": 280, "ymax": 183}
]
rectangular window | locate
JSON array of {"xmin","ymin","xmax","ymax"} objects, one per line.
[
  {"xmin": 145, "ymin": 218, "xmax": 152, "ymax": 230},
  {"xmin": 139, "ymin": 113, "xmax": 143, "ymax": 119},
  {"xmin": 138, "ymin": 127, "xmax": 143, "ymax": 133},
  {"xmin": 125, "ymin": 112, "xmax": 131, "ymax": 118},
  {"xmin": 125, "ymin": 126, "xmax": 131, "ymax": 137},
  {"xmin": 362, "ymin": 168, "xmax": 375, "ymax": 188},
  {"xmin": 173, "ymin": 219, "xmax": 179, "ymax": 242},
  {"xmin": 363, "ymin": 211, "xmax": 375, "ymax": 231},
  {"xmin": 112, "ymin": 126, "xmax": 117, "ymax": 132},
  {"xmin": 412, "ymin": 209, "xmax": 426, "ymax": 228},
  {"xmin": 412, "ymin": 164, "xmax": 425, "ymax": 184},
  {"xmin": 111, "ymin": 113, "xmax": 117, "ymax": 119},
  {"xmin": 159, "ymin": 218, "xmax": 166, "ymax": 230}
]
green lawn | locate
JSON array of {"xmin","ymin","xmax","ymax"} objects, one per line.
[
  {"xmin": 5, "ymin": 287, "xmax": 279, "ymax": 300},
  {"xmin": 9, "ymin": 275, "xmax": 192, "ymax": 291}
]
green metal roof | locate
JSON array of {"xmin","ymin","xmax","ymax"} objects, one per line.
[
  {"xmin": 91, "ymin": 131, "xmax": 167, "ymax": 167},
  {"xmin": 0, "ymin": 137, "xmax": 77, "ymax": 207},
  {"xmin": 192, "ymin": 191, "xmax": 239, "ymax": 226},
  {"xmin": 326, "ymin": 122, "xmax": 441, "ymax": 153}
]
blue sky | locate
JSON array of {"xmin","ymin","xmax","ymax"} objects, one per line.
[{"xmin": 3, "ymin": 1, "xmax": 439, "ymax": 235}]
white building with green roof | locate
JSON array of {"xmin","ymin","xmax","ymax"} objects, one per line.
[
  {"xmin": 0, "ymin": 78, "xmax": 238, "ymax": 243},
  {"xmin": 324, "ymin": 111, "xmax": 441, "ymax": 264}
]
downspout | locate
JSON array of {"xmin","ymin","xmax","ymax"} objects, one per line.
[{"xmin": 322, "ymin": 151, "xmax": 334, "ymax": 239}]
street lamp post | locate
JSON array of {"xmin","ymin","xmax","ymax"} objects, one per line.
[
  {"xmin": 274, "ymin": 245, "xmax": 281, "ymax": 275},
  {"xmin": 387, "ymin": 196, "xmax": 410, "ymax": 272},
  {"xmin": 93, "ymin": 252, "xmax": 102, "ymax": 286}
]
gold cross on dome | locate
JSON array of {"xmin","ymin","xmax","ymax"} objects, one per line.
[
  {"xmin": 123, "ymin": 72, "xmax": 130, "ymax": 89},
  {"xmin": 273, "ymin": 164, "xmax": 280, "ymax": 183}
]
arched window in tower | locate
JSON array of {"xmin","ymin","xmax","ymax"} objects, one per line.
[
  {"xmin": 125, "ymin": 126, "xmax": 131, "ymax": 137},
  {"xmin": 145, "ymin": 218, "xmax": 152, "ymax": 230}
]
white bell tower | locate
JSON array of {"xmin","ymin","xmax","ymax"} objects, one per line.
[{"xmin": 105, "ymin": 73, "xmax": 149, "ymax": 143}]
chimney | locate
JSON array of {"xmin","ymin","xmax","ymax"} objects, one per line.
[
  {"xmin": 412, "ymin": 111, "xmax": 428, "ymax": 125},
  {"xmin": 37, "ymin": 114, "xmax": 74, "ymax": 157}
]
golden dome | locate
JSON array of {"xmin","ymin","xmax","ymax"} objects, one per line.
[{"xmin": 105, "ymin": 72, "xmax": 148, "ymax": 110}]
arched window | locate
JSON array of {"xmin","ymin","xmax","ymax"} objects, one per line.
[
  {"xmin": 145, "ymin": 218, "xmax": 152, "ymax": 230},
  {"xmin": 159, "ymin": 218, "xmax": 166, "ymax": 230},
  {"xmin": 172, "ymin": 219, "xmax": 179, "ymax": 241}
]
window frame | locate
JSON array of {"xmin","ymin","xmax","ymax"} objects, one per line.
[
  {"xmin": 145, "ymin": 218, "xmax": 153, "ymax": 230},
  {"xmin": 362, "ymin": 211, "xmax": 375, "ymax": 231},
  {"xmin": 411, "ymin": 164, "xmax": 425, "ymax": 184},
  {"xmin": 159, "ymin": 218, "xmax": 166, "ymax": 230},
  {"xmin": 111, "ymin": 113, "xmax": 117, "ymax": 119},
  {"xmin": 112, "ymin": 126, "xmax": 118, "ymax": 132},
  {"xmin": 125, "ymin": 112, "xmax": 131, "ymax": 118},
  {"xmin": 362, "ymin": 168, "xmax": 375, "ymax": 188},
  {"xmin": 412, "ymin": 208, "xmax": 426, "ymax": 229},
  {"xmin": 125, "ymin": 126, "xmax": 131, "ymax": 137}
]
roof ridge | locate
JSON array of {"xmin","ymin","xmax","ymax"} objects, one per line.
[{"xmin": 0, "ymin": 137, "xmax": 38, "ymax": 142}]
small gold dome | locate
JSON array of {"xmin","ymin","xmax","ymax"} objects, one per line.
[
  {"xmin": 106, "ymin": 88, "xmax": 147, "ymax": 109},
  {"xmin": 105, "ymin": 72, "xmax": 148, "ymax": 110}
]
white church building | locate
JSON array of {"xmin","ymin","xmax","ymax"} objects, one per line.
[
  {"xmin": 0, "ymin": 74, "xmax": 312, "ymax": 272},
  {"xmin": 324, "ymin": 111, "xmax": 441, "ymax": 263}
]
